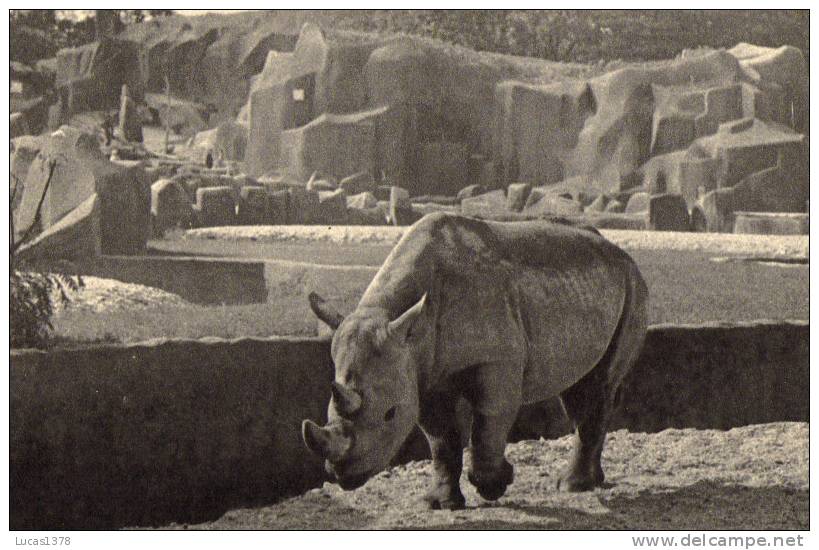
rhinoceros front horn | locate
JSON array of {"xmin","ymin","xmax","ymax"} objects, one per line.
[
  {"xmin": 301, "ymin": 419, "xmax": 350, "ymax": 461},
  {"xmin": 331, "ymin": 381, "xmax": 362, "ymax": 416}
]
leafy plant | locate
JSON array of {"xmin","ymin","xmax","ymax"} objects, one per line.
[
  {"xmin": 10, "ymin": 268, "xmax": 82, "ymax": 348},
  {"xmin": 10, "ymin": 159, "xmax": 84, "ymax": 348}
]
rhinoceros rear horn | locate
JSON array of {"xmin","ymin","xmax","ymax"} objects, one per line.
[
  {"xmin": 302, "ymin": 419, "xmax": 351, "ymax": 461},
  {"xmin": 331, "ymin": 381, "xmax": 362, "ymax": 416},
  {"xmin": 308, "ymin": 292, "xmax": 344, "ymax": 330}
]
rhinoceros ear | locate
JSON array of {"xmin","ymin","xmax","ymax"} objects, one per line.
[
  {"xmin": 387, "ymin": 293, "xmax": 428, "ymax": 342},
  {"xmin": 309, "ymin": 292, "xmax": 344, "ymax": 330}
]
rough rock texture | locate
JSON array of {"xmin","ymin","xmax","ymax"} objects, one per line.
[
  {"xmin": 523, "ymin": 194, "xmax": 583, "ymax": 217},
  {"xmin": 212, "ymin": 121, "xmax": 249, "ymax": 162},
  {"xmin": 16, "ymin": 194, "xmax": 101, "ymax": 263},
  {"xmin": 456, "ymin": 184, "xmax": 487, "ymax": 201},
  {"xmin": 230, "ymin": 24, "xmax": 806, "ymax": 226},
  {"xmin": 339, "ymin": 171, "xmax": 376, "ymax": 195},
  {"xmin": 346, "ymin": 191, "xmax": 378, "ymax": 210},
  {"xmin": 647, "ymin": 193, "xmax": 690, "ymax": 232},
  {"xmin": 11, "ymin": 24, "xmax": 59, "ymax": 66},
  {"xmin": 460, "ymin": 190, "xmax": 507, "ymax": 218},
  {"xmin": 417, "ymin": 141, "xmax": 470, "ymax": 196},
  {"xmin": 266, "ymin": 189, "xmax": 290, "ymax": 224},
  {"xmin": 242, "ymin": 25, "xmax": 598, "ymax": 181},
  {"xmin": 278, "ymin": 108, "xmax": 389, "ymax": 182},
  {"xmin": 317, "ymin": 188, "xmax": 348, "ymax": 224},
  {"xmin": 151, "ymin": 179, "xmax": 191, "ymax": 236},
  {"xmin": 10, "ymin": 112, "xmax": 31, "ymax": 138},
  {"xmin": 733, "ymin": 212, "xmax": 809, "ymax": 235},
  {"xmin": 119, "ymin": 12, "xmax": 312, "ymax": 120},
  {"xmin": 13, "ymin": 126, "xmax": 150, "ymax": 256},
  {"xmin": 306, "ymin": 177, "xmax": 337, "ymax": 193},
  {"xmin": 604, "ymin": 199, "xmax": 625, "ymax": 213},
  {"xmin": 53, "ymin": 38, "xmax": 143, "ymax": 124},
  {"xmin": 585, "ymin": 194, "xmax": 609, "ymax": 213},
  {"xmin": 506, "ymin": 183, "xmax": 532, "ymax": 212},
  {"xmin": 46, "ymin": 13, "xmax": 808, "ymax": 230},
  {"xmin": 388, "ymin": 186, "xmax": 415, "ymax": 226},
  {"xmin": 236, "ymin": 186, "xmax": 269, "ymax": 225},
  {"xmin": 347, "ymin": 205, "xmax": 388, "ymax": 226},
  {"xmin": 185, "ymin": 422, "xmax": 807, "ymax": 530},
  {"xmin": 625, "ymin": 192, "xmax": 650, "ymax": 214},
  {"xmin": 288, "ymin": 186, "xmax": 321, "ymax": 225},
  {"xmin": 10, "ymin": 135, "xmax": 47, "ymax": 210},
  {"xmin": 118, "ymin": 85, "xmax": 144, "ymax": 143},
  {"xmin": 194, "ymin": 186, "xmax": 236, "ymax": 227},
  {"xmin": 146, "ymin": 93, "xmax": 210, "ymax": 137},
  {"xmin": 11, "ymin": 94, "xmax": 51, "ymax": 136}
]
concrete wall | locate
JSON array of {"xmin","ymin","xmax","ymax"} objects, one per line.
[
  {"xmin": 74, "ymin": 256, "xmax": 377, "ymax": 307},
  {"xmin": 10, "ymin": 320, "xmax": 807, "ymax": 529},
  {"xmin": 78, "ymin": 255, "xmax": 270, "ymax": 305},
  {"xmin": 615, "ymin": 320, "xmax": 808, "ymax": 432},
  {"xmin": 11, "ymin": 337, "xmax": 333, "ymax": 530}
]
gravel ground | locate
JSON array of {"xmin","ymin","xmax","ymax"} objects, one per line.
[
  {"xmin": 184, "ymin": 226, "xmax": 808, "ymax": 259},
  {"xmin": 175, "ymin": 422, "xmax": 807, "ymax": 530},
  {"xmin": 55, "ymin": 276, "xmax": 189, "ymax": 314}
]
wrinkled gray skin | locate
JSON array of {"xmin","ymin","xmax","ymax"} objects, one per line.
[{"xmin": 303, "ymin": 213, "xmax": 648, "ymax": 508}]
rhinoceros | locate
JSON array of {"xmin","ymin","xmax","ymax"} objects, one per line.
[{"xmin": 302, "ymin": 212, "xmax": 648, "ymax": 509}]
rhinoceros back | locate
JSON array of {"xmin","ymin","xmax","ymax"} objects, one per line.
[{"xmin": 359, "ymin": 214, "xmax": 632, "ymax": 401}]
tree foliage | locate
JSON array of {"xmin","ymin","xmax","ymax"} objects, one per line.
[
  {"xmin": 10, "ymin": 9, "xmax": 174, "ymax": 57},
  {"xmin": 335, "ymin": 9, "xmax": 808, "ymax": 63}
]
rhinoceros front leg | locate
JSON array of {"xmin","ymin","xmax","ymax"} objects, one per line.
[
  {"xmin": 463, "ymin": 364, "xmax": 520, "ymax": 501},
  {"xmin": 418, "ymin": 391, "xmax": 466, "ymax": 510},
  {"xmin": 466, "ymin": 410, "xmax": 517, "ymax": 501}
]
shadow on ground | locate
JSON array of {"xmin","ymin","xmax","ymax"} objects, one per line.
[{"xmin": 420, "ymin": 482, "xmax": 808, "ymax": 530}]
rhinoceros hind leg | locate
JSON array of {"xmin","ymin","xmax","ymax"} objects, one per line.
[
  {"xmin": 558, "ymin": 363, "xmax": 611, "ymax": 492},
  {"xmin": 419, "ymin": 391, "xmax": 466, "ymax": 510}
]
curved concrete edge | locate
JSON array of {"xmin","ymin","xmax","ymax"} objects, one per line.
[
  {"xmin": 647, "ymin": 319, "xmax": 808, "ymax": 330},
  {"xmin": 180, "ymin": 225, "xmax": 809, "ymax": 258},
  {"xmin": 9, "ymin": 318, "xmax": 806, "ymax": 354},
  {"xmin": 10, "ymin": 334, "xmax": 332, "ymax": 355}
]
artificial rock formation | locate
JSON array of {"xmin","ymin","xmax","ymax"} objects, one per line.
[
  {"xmin": 53, "ymin": 38, "xmax": 143, "ymax": 125},
  {"xmin": 12, "ymin": 126, "xmax": 150, "ymax": 257},
  {"xmin": 236, "ymin": 23, "xmax": 806, "ymax": 231},
  {"xmin": 43, "ymin": 11, "xmax": 809, "ymax": 233},
  {"xmin": 118, "ymin": 84, "xmax": 143, "ymax": 143}
]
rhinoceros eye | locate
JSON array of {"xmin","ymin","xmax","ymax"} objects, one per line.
[{"xmin": 384, "ymin": 406, "xmax": 397, "ymax": 422}]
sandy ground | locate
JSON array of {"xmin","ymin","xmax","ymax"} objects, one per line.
[
  {"xmin": 174, "ymin": 422, "xmax": 807, "ymax": 530},
  {"xmin": 184, "ymin": 226, "xmax": 809, "ymax": 259},
  {"xmin": 55, "ymin": 276, "xmax": 188, "ymax": 314}
]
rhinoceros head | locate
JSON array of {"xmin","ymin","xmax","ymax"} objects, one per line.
[{"xmin": 302, "ymin": 293, "xmax": 429, "ymax": 490}]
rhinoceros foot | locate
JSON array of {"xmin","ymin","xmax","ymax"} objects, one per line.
[
  {"xmin": 468, "ymin": 460, "xmax": 514, "ymax": 501},
  {"xmin": 422, "ymin": 482, "xmax": 466, "ymax": 510},
  {"xmin": 556, "ymin": 469, "xmax": 603, "ymax": 492}
]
